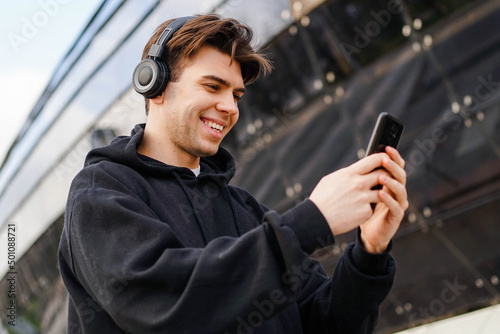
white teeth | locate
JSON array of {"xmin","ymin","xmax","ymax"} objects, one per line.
[{"xmin": 204, "ymin": 121, "xmax": 223, "ymax": 132}]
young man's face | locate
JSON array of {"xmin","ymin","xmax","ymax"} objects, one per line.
[{"xmin": 159, "ymin": 45, "xmax": 245, "ymax": 161}]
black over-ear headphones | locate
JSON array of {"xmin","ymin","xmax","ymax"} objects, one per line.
[{"xmin": 132, "ymin": 16, "xmax": 193, "ymax": 98}]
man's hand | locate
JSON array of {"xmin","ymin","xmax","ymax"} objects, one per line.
[
  {"xmin": 359, "ymin": 146, "xmax": 408, "ymax": 253},
  {"xmin": 309, "ymin": 146, "xmax": 408, "ymax": 253}
]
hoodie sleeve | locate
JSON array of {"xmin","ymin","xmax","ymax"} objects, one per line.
[
  {"xmin": 263, "ymin": 200, "xmax": 396, "ymax": 334},
  {"xmin": 62, "ymin": 166, "xmax": 393, "ymax": 334},
  {"xmin": 295, "ymin": 230, "xmax": 396, "ymax": 333}
]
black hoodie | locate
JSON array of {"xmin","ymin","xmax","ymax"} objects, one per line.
[{"xmin": 58, "ymin": 123, "xmax": 396, "ymax": 334}]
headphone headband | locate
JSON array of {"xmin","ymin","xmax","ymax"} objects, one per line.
[
  {"xmin": 148, "ymin": 16, "xmax": 193, "ymax": 59},
  {"xmin": 132, "ymin": 16, "xmax": 194, "ymax": 98}
]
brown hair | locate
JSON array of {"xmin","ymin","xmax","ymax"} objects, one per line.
[{"xmin": 141, "ymin": 14, "xmax": 273, "ymax": 114}]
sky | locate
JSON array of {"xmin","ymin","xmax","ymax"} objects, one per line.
[{"xmin": 0, "ymin": 0, "xmax": 103, "ymax": 167}]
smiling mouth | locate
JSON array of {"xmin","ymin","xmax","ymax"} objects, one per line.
[{"xmin": 202, "ymin": 119, "xmax": 224, "ymax": 133}]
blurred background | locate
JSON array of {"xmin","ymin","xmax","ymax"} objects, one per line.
[{"xmin": 1, "ymin": 0, "xmax": 499, "ymax": 333}]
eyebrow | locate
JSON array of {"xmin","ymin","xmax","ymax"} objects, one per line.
[{"xmin": 202, "ymin": 75, "xmax": 246, "ymax": 94}]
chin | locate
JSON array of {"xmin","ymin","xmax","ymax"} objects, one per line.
[{"xmin": 196, "ymin": 145, "xmax": 220, "ymax": 158}]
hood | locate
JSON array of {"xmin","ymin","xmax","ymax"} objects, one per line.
[{"xmin": 84, "ymin": 123, "xmax": 236, "ymax": 183}]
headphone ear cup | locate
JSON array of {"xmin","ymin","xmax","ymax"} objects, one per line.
[{"xmin": 132, "ymin": 58, "xmax": 169, "ymax": 98}]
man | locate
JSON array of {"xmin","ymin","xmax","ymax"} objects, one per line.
[{"xmin": 58, "ymin": 14, "xmax": 408, "ymax": 333}]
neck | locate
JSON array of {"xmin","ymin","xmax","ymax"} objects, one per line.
[{"xmin": 137, "ymin": 121, "xmax": 200, "ymax": 169}]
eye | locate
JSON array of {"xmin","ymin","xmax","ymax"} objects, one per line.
[
  {"xmin": 234, "ymin": 94, "xmax": 243, "ymax": 102},
  {"xmin": 205, "ymin": 83, "xmax": 219, "ymax": 92}
]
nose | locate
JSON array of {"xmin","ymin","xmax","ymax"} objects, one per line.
[{"xmin": 216, "ymin": 92, "xmax": 239, "ymax": 116}]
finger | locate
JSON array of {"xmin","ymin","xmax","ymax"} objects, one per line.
[
  {"xmin": 355, "ymin": 153, "xmax": 389, "ymax": 175},
  {"xmin": 380, "ymin": 183, "xmax": 394, "ymax": 198},
  {"xmin": 385, "ymin": 146, "xmax": 405, "ymax": 169},
  {"xmin": 381, "ymin": 156, "xmax": 407, "ymax": 186},
  {"xmin": 368, "ymin": 189, "xmax": 382, "ymax": 205},
  {"xmin": 368, "ymin": 168, "xmax": 391, "ymax": 189},
  {"xmin": 379, "ymin": 174, "xmax": 408, "ymax": 208},
  {"xmin": 378, "ymin": 189, "xmax": 405, "ymax": 222}
]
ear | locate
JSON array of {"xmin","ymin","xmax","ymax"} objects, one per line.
[{"xmin": 149, "ymin": 93, "xmax": 164, "ymax": 106}]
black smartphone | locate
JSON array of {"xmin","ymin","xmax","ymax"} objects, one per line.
[
  {"xmin": 365, "ymin": 113, "xmax": 404, "ymax": 199},
  {"xmin": 364, "ymin": 112, "xmax": 404, "ymax": 157}
]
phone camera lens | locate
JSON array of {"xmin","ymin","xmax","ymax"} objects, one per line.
[{"xmin": 390, "ymin": 125, "xmax": 398, "ymax": 138}]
